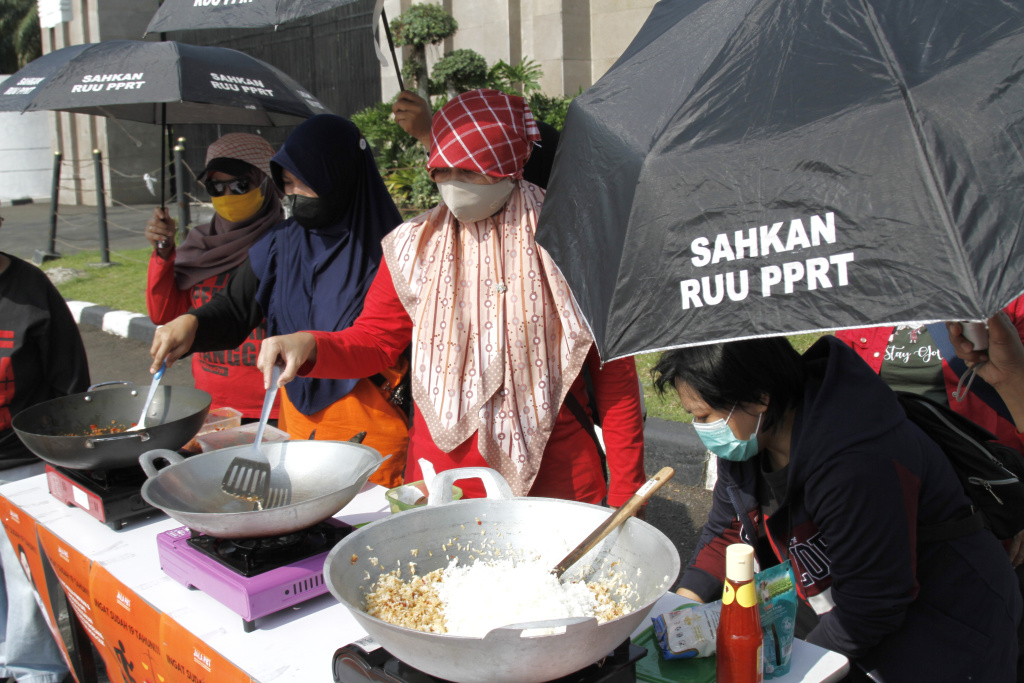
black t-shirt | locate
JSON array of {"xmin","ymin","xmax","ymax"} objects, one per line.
[{"xmin": 0, "ymin": 254, "xmax": 91, "ymax": 467}]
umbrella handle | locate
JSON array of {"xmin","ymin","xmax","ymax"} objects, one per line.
[{"xmin": 381, "ymin": 9, "xmax": 405, "ymax": 92}]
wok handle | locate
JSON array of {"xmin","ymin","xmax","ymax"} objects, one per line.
[
  {"xmin": 86, "ymin": 431, "xmax": 151, "ymax": 448},
  {"xmin": 87, "ymin": 380, "xmax": 133, "ymax": 392},
  {"xmin": 139, "ymin": 448, "xmax": 184, "ymax": 479},
  {"xmin": 427, "ymin": 467, "xmax": 513, "ymax": 505},
  {"xmin": 552, "ymin": 466, "xmax": 674, "ymax": 579}
]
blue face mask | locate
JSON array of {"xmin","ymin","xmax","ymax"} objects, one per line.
[{"xmin": 692, "ymin": 404, "xmax": 762, "ymax": 462}]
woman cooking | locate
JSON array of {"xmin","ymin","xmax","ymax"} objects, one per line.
[
  {"xmin": 148, "ymin": 115, "xmax": 408, "ymax": 488},
  {"xmin": 256, "ymin": 89, "xmax": 647, "ymax": 507},
  {"xmin": 653, "ymin": 335, "xmax": 1020, "ymax": 682},
  {"xmin": 145, "ymin": 133, "xmax": 283, "ymax": 421}
]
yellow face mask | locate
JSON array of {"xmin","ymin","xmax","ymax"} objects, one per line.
[{"xmin": 211, "ymin": 189, "xmax": 264, "ymax": 223}]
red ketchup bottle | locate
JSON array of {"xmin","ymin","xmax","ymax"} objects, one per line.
[{"xmin": 716, "ymin": 544, "xmax": 763, "ymax": 683}]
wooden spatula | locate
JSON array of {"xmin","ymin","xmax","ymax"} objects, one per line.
[{"xmin": 552, "ymin": 466, "xmax": 674, "ymax": 579}]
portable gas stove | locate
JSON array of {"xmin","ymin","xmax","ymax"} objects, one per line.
[
  {"xmin": 157, "ymin": 517, "xmax": 354, "ymax": 632},
  {"xmin": 332, "ymin": 637, "xmax": 647, "ymax": 683},
  {"xmin": 46, "ymin": 464, "xmax": 159, "ymax": 530}
]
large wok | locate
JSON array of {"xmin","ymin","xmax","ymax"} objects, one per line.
[
  {"xmin": 324, "ymin": 468, "xmax": 681, "ymax": 683},
  {"xmin": 12, "ymin": 383, "xmax": 211, "ymax": 470},
  {"xmin": 139, "ymin": 440, "xmax": 384, "ymax": 538}
]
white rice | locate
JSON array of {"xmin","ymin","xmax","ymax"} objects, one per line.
[{"xmin": 436, "ymin": 558, "xmax": 598, "ymax": 637}]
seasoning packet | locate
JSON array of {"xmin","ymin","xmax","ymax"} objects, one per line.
[
  {"xmin": 651, "ymin": 600, "xmax": 722, "ymax": 659},
  {"xmin": 756, "ymin": 561, "xmax": 798, "ymax": 679}
]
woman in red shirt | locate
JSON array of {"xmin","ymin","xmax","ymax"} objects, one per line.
[
  {"xmin": 257, "ymin": 90, "xmax": 647, "ymax": 506},
  {"xmin": 145, "ymin": 133, "xmax": 283, "ymax": 420}
]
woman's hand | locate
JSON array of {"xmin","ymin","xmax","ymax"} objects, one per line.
[
  {"xmin": 392, "ymin": 91, "xmax": 432, "ymax": 147},
  {"xmin": 149, "ymin": 314, "xmax": 198, "ymax": 372},
  {"xmin": 146, "ymin": 207, "xmax": 176, "ymax": 259},
  {"xmin": 947, "ymin": 313, "xmax": 1024, "ymax": 432},
  {"xmin": 257, "ymin": 332, "xmax": 317, "ymax": 389}
]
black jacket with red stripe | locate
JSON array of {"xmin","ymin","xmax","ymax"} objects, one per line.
[
  {"xmin": 677, "ymin": 336, "xmax": 1020, "ymax": 682},
  {"xmin": 0, "ymin": 255, "xmax": 90, "ymax": 468}
]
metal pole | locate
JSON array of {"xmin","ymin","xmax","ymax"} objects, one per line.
[
  {"xmin": 381, "ymin": 9, "xmax": 405, "ymax": 92},
  {"xmin": 93, "ymin": 149, "xmax": 111, "ymax": 265},
  {"xmin": 174, "ymin": 138, "xmax": 189, "ymax": 240},
  {"xmin": 34, "ymin": 151, "xmax": 62, "ymax": 264}
]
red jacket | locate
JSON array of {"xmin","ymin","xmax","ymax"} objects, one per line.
[
  {"xmin": 306, "ymin": 259, "xmax": 647, "ymax": 506},
  {"xmin": 836, "ymin": 296, "xmax": 1024, "ymax": 453},
  {"xmin": 147, "ymin": 252, "xmax": 276, "ymax": 419}
]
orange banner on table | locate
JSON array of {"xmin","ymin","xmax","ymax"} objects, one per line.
[
  {"xmin": 36, "ymin": 524, "xmax": 108, "ymax": 647},
  {"xmin": 0, "ymin": 495, "xmax": 78, "ymax": 678},
  {"xmin": 90, "ymin": 564, "xmax": 164, "ymax": 683},
  {"xmin": 160, "ymin": 614, "xmax": 253, "ymax": 683}
]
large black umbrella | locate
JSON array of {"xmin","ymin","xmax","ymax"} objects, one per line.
[
  {"xmin": 0, "ymin": 40, "xmax": 328, "ymax": 125},
  {"xmin": 536, "ymin": 0, "xmax": 1024, "ymax": 361},
  {"xmin": 145, "ymin": 0, "xmax": 406, "ymax": 90}
]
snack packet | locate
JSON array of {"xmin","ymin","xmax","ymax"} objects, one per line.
[
  {"xmin": 652, "ymin": 601, "xmax": 722, "ymax": 659},
  {"xmin": 756, "ymin": 561, "xmax": 798, "ymax": 679}
]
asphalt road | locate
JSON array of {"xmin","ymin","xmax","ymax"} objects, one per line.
[{"xmin": 76, "ymin": 322, "xmax": 713, "ymax": 567}]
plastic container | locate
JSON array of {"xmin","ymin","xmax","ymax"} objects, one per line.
[
  {"xmin": 196, "ymin": 421, "xmax": 290, "ymax": 452},
  {"xmin": 181, "ymin": 407, "xmax": 243, "ymax": 453},
  {"xmin": 385, "ymin": 480, "xmax": 463, "ymax": 513}
]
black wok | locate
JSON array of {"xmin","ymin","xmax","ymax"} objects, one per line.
[{"xmin": 12, "ymin": 383, "xmax": 211, "ymax": 470}]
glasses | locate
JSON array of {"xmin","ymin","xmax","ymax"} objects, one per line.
[{"xmin": 204, "ymin": 177, "xmax": 252, "ymax": 197}]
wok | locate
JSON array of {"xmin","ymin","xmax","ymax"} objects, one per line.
[
  {"xmin": 323, "ymin": 468, "xmax": 681, "ymax": 683},
  {"xmin": 139, "ymin": 440, "xmax": 384, "ymax": 538},
  {"xmin": 12, "ymin": 383, "xmax": 211, "ymax": 470}
]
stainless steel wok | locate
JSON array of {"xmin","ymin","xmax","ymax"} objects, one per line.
[
  {"xmin": 139, "ymin": 440, "xmax": 384, "ymax": 538},
  {"xmin": 323, "ymin": 468, "xmax": 681, "ymax": 683},
  {"xmin": 13, "ymin": 383, "xmax": 211, "ymax": 470}
]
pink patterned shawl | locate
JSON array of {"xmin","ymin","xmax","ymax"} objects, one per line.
[{"xmin": 382, "ymin": 181, "xmax": 593, "ymax": 495}]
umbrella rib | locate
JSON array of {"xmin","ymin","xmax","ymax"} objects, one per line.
[{"xmin": 857, "ymin": 0, "xmax": 982, "ymax": 311}]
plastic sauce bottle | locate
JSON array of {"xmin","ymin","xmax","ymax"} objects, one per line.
[{"xmin": 716, "ymin": 544, "xmax": 763, "ymax": 683}]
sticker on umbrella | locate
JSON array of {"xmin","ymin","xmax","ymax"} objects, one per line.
[
  {"xmin": 72, "ymin": 73, "xmax": 147, "ymax": 92},
  {"xmin": 682, "ymin": 211, "xmax": 854, "ymax": 310},
  {"xmin": 4, "ymin": 77, "xmax": 44, "ymax": 95}
]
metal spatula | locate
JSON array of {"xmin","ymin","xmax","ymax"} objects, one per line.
[{"xmin": 221, "ymin": 365, "xmax": 281, "ymax": 509}]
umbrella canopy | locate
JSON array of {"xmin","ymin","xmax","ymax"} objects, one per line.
[
  {"xmin": 536, "ymin": 0, "xmax": 1024, "ymax": 361},
  {"xmin": 0, "ymin": 40, "xmax": 329, "ymax": 125},
  {"xmin": 146, "ymin": 0, "xmax": 359, "ymax": 33}
]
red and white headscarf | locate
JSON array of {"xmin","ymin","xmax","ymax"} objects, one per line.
[
  {"xmin": 428, "ymin": 89, "xmax": 541, "ymax": 180},
  {"xmin": 385, "ymin": 90, "xmax": 592, "ymax": 496}
]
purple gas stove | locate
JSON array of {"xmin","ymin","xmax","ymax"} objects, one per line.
[{"xmin": 156, "ymin": 517, "xmax": 354, "ymax": 632}]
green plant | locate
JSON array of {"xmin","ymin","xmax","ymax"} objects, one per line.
[
  {"xmin": 528, "ymin": 92, "xmax": 574, "ymax": 131},
  {"xmin": 488, "ymin": 58, "xmax": 543, "ymax": 96},
  {"xmin": 391, "ymin": 4, "xmax": 458, "ymax": 98},
  {"xmin": 0, "ymin": 0, "xmax": 41, "ymax": 72},
  {"xmin": 431, "ymin": 49, "xmax": 488, "ymax": 97}
]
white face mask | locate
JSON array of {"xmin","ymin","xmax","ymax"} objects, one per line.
[{"xmin": 437, "ymin": 178, "xmax": 515, "ymax": 223}]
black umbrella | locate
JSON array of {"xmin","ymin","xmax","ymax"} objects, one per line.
[
  {"xmin": 0, "ymin": 40, "xmax": 327, "ymax": 125},
  {"xmin": 536, "ymin": 0, "xmax": 1024, "ymax": 361},
  {"xmin": 0, "ymin": 40, "xmax": 327, "ymax": 206},
  {"xmin": 145, "ymin": 0, "xmax": 405, "ymax": 91}
]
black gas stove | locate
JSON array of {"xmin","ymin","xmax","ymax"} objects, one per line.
[
  {"xmin": 332, "ymin": 638, "xmax": 646, "ymax": 683},
  {"xmin": 45, "ymin": 464, "xmax": 159, "ymax": 530}
]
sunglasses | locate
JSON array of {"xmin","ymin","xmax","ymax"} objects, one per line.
[{"xmin": 204, "ymin": 177, "xmax": 252, "ymax": 197}]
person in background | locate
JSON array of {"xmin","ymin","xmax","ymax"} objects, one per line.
[
  {"xmin": 653, "ymin": 335, "xmax": 1020, "ymax": 682},
  {"xmin": 148, "ymin": 115, "xmax": 409, "ymax": 488},
  {"xmin": 836, "ymin": 295, "xmax": 1024, "ymax": 453},
  {"xmin": 257, "ymin": 89, "xmax": 647, "ymax": 509},
  {"xmin": 0, "ymin": 200, "xmax": 86, "ymax": 682},
  {"xmin": 145, "ymin": 133, "xmax": 284, "ymax": 422},
  {"xmin": 392, "ymin": 90, "xmax": 561, "ymax": 189}
]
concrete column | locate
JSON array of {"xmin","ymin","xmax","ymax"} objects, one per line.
[{"xmin": 589, "ymin": 0, "xmax": 656, "ymax": 83}]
